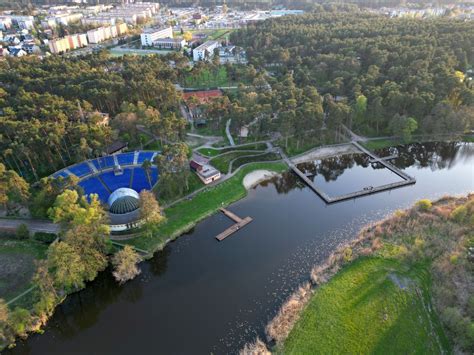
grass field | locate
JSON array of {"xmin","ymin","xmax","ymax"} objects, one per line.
[
  {"xmin": 124, "ymin": 162, "xmax": 288, "ymax": 252},
  {"xmin": 283, "ymin": 257, "xmax": 448, "ymax": 354},
  {"xmin": 0, "ymin": 238, "xmax": 48, "ymax": 307}
]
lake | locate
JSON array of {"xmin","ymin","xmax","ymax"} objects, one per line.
[{"xmin": 11, "ymin": 142, "xmax": 474, "ymax": 354}]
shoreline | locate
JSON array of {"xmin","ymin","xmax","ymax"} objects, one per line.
[{"xmin": 244, "ymin": 194, "xmax": 473, "ymax": 353}]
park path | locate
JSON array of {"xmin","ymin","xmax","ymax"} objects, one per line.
[
  {"xmin": 0, "ymin": 218, "xmax": 59, "ymax": 234},
  {"xmin": 225, "ymin": 119, "xmax": 235, "ymax": 146}
]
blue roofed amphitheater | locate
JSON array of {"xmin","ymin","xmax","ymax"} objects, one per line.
[{"xmin": 51, "ymin": 150, "xmax": 160, "ymax": 231}]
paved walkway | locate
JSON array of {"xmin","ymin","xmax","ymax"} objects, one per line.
[
  {"xmin": 225, "ymin": 119, "xmax": 235, "ymax": 146},
  {"xmin": 0, "ymin": 218, "xmax": 59, "ymax": 234}
]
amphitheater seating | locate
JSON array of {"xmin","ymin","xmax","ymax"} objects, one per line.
[
  {"xmin": 117, "ymin": 152, "xmax": 135, "ymax": 166},
  {"xmin": 52, "ymin": 151, "xmax": 160, "ymax": 205},
  {"xmin": 78, "ymin": 177, "xmax": 110, "ymax": 202},
  {"xmin": 53, "ymin": 170, "xmax": 70, "ymax": 179},
  {"xmin": 149, "ymin": 167, "xmax": 159, "ymax": 186},
  {"xmin": 68, "ymin": 162, "xmax": 92, "ymax": 178},
  {"xmin": 100, "ymin": 168, "xmax": 133, "ymax": 192},
  {"xmin": 137, "ymin": 151, "xmax": 154, "ymax": 164},
  {"xmin": 131, "ymin": 167, "xmax": 151, "ymax": 192},
  {"xmin": 92, "ymin": 156, "xmax": 115, "ymax": 171}
]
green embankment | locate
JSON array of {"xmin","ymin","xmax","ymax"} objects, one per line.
[
  {"xmin": 283, "ymin": 257, "xmax": 449, "ymax": 354},
  {"xmin": 125, "ymin": 162, "xmax": 287, "ymax": 252}
]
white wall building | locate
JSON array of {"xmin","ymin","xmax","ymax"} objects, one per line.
[
  {"xmin": 140, "ymin": 26, "xmax": 173, "ymax": 47},
  {"xmin": 193, "ymin": 40, "xmax": 219, "ymax": 62}
]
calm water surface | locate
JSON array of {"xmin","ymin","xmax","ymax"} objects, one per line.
[{"xmin": 11, "ymin": 142, "xmax": 474, "ymax": 354}]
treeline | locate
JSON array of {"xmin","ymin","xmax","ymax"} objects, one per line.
[
  {"xmin": 0, "ymin": 53, "xmax": 183, "ymax": 180},
  {"xmin": 232, "ymin": 10, "xmax": 474, "ymax": 137}
]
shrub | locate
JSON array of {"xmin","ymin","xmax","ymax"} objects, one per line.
[
  {"xmin": 343, "ymin": 247, "xmax": 353, "ymax": 262},
  {"xmin": 32, "ymin": 232, "xmax": 57, "ymax": 244},
  {"xmin": 240, "ymin": 337, "xmax": 270, "ymax": 355},
  {"xmin": 450, "ymin": 205, "xmax": 468, "ymax": 223},
  {"xmin": 112, "ymin": 246, "xmax": 141, "ymax": 284},
  {"xmin": 8, "ymin": 307, "xmax": 31, "ymax": 338},
  {"xmin": 15, "ymin": 224, "xmax": 29, "ymax": 240},
  {"xmin": 449, "ymin": 253, "xmax": 460, "ymax": 265},
  {"xmin": 416, "ymin": 199, "xmax": 432, "ymax": 211}
]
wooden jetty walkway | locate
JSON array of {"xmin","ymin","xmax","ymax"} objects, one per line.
[
  {"xmin": 215, "ymin": 208, "xmax": 253, "ymax": 241},
  {"xmin": 369, "ymin": 154, "xmax": 398, "ymax": 164},
  {"xmin": 280, "ymin": 142, "xmax": 416, "ymax": 204}
]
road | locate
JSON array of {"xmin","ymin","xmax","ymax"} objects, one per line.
[{"xmin": 0, "ymin": 218, "xmax": 59, "ymax": 234}]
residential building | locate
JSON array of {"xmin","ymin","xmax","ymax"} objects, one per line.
[
  {"xmin": 0, "ymin": 47, "xmax": 9, "ymax": 58},
  {"xmin": 140, "ymin": 26, "xmax": 173, "ymax": 47},
  {"xmin": 49, "ymin": 33, "xmax": 88, "ymax": 54},
  {"xmin": 10, "ymin": 16, "xmax": 35, "ymax": 30},
  {"xmin": 0, "ymin": 17, "xmax": 12, "ymax": 31},
  {"xmin": 193, "ymin": 40, "xmax": 219, "ymax": 61}
]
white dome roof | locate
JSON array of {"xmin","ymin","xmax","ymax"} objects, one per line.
[{"xmin": 108, "ymin": 188, "xmax": 139, "ymax": 205}]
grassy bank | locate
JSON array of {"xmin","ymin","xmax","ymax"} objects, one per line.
[
  {"xmin": 283, "ymin": 257, "xmax": 448, "ymax": 353},
  {"xmin": 0, "ymin": 237, "xmax": 48, "ymax": 308},
  {"xmin": 362, "ymin": 134, "xmax": 473, "ymax": 151},
  {"xmin": 124, "ymin": 162, "xmax": 287, "ymax": 252},
  {"xmin": 256, "ymin": 195, "xmax": 473, "ymax": 354}
]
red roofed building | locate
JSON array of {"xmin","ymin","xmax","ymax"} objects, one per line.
[{"xmin": 182, "ymin": 90, "xmax": 223, "ymax": 106}]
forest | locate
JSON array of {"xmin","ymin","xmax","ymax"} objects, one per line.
[
  {"xmin": 0, "ymin": 52, "xmax": 186, "ymax": 181},
  {"xmin": 231, "ymin": 10, "xmax": 474, "ymax": 137}
]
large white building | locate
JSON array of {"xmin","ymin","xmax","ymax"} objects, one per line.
[
  {"xmin": 193, "ymin": 40, "xmax": 219, "ymax": 62},
  {"xmin": 140, "ymin": 26, "xmax": 173, "ymax": 47}
]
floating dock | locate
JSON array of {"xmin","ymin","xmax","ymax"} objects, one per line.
[
  {"xmin": 281, "ymin": 142, "xmax": 416, "ymax": 204},
  {"xmin": 215, "ymin": 208, "xmax": 253, "ymax": 241}
]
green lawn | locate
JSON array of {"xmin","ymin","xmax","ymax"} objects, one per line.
[
  {"xmin": 197, "ymin": 143, "xmax": 268, "ymax": 158},
  {"xmin": 197, "ymin": 147, "xmax": 222, "ymax": 157},
  {"xmin": 210, "ymin": 150, "xmax": 266, "ymax": 174},
  {"xmin": 0, "ymin": 238, "xmax": 49, "ymax": 308},
  {"xmin": 230, "ymin": 152, "xmax": 281, "ymax": 173},
  {"xmin": 362, "ymin": 138, "xmax": 404, "ymax": 151},
  {"xmin": 124, "ymin": 162, "xmax": 287, "ymax": 252},
  {"xmin": 283, "ymin": 257, "xmax": 448, "ymax": 354},
  {"xmin": 184, "ymin": 66, "xmax": 232, "ymax": 89},
  {"xmin": 155, "ymin": 172, "xmax": 204, "ymax": 206}
]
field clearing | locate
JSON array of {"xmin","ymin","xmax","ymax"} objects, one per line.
[
  {"xmin": 283, "ymin": 257, "xmax": 448, "ymax": 354},
  {"xmin": 0, "ymin": 238, "xmax": 48, "ymax": 306}
]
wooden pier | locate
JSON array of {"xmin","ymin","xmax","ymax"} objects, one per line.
[
  {"xmin": 369, "ymin": 154, "xmax": 398, "ymax": 164},
  {"xmin": 215, "ymin": 208, "xmax": 253, "ymax": 241},
  {"xmin": 280, "ymin": 143, "xmax": 416, "ymax": 204}
]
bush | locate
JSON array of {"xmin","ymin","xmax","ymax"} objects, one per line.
[
  {"xmin": 343, "ymin": 247, "xmax": 353, "ymax": 262},
  {"xmin": 416, "ymin": 199, "xmax": 432, "ymax": 211},
  {"xmin": 450, "ymin": 205, "xmax": 468, "ymax": 223},
  {"xmin": 449, "ymin": 253, "xmax": 460, "ymax": 265},
  {"xmin": 15, "ymin": 224, "xmax": 29, "ymax": 240},
  {"xmin": 32, "ymin": 232, "xmax": 57, "ymax": 244}
]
